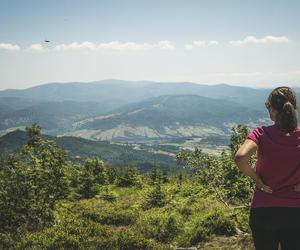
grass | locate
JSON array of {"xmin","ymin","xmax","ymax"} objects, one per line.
[{"xmin": 2, "ymin": 181, "xmax": 254, "ymax": 249}]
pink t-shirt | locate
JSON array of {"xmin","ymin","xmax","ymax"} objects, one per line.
[{"xmin": 247, "ymin": 124, "xmax": 300, "ymax": 208}]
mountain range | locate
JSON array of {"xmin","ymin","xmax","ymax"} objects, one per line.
[{"xmin": 0, "ymin": 79, "xmax": 283, "ymax": 141}]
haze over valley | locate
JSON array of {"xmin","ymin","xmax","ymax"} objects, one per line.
[{"xmin": 0, "ymin": 79, "xmax": 280, "ymax": 159}]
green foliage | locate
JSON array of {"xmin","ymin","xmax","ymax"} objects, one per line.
[
  {"xmin": 176, "ymin": 124, "xmax": 255, "ymax": 205},
  {"xmin": 149, "ymin": 165, "xmax": 169, "ymax": 184},
  {"xmin": 0, "ymin": 123, "xmax": 256, "ymax": 249},
  {"xmin": 202, "ymin": 209, "xmax": 236, "ymax": 236},
  {"xmin": 99, "ymin": 186, "xmax": 118, "ymax": 202},
  {"xmin": 233, "ymin": 207, "xmax": 251, "ymax": 233},
  {"xmin": 116, "ymin": 164, "xmax": 142, "ymax": 187},
  {"xmin": 136, "ymin": 209, "xmax": 183, "ymax": 243},
  {"xmin": 106, "ymin": 165, "xmax": 118, "ymax": 184},
  {"xmin": 0, "ymin": 124, "xmax": 69, "ymax": 233},
  {"xmin": 229, "ymin": 124, "xmax": 251, "ymax": 157},
  {"xmin": 58, "ymin": 198, "xmax": 139, "ymax": 227},
  {"xmin": 0, "ymin": 233, "xmax": 15, "ymax": 249},
  {"xmin": 177, "ymin": 209, "xmax": 236, "ymax": 247},
  {"xmin": 77, "ymin": 158, "xmax": 108, "ymax": 198},
  {"xmin": 220, "ymin": 152, "xmax": 254, "ymax": 202},
  {"xmin": 18, "ymin": 213, "xmax": 119, "ymax": 249},
  {"xmin": 16, "ymin": 199, "xmax": 164, "ymax": 250},
  {"xmin": 25, "ymin": 123, "xmax": 42, "ymax": 146},
  {"xmin": 82, "ymin": 205, "xmax": 137, "ymax": 226},
  {"xmin": 0, "ymin": 130, "xmax": 178, "ymax": 172},
  {"xmin": 117, "ymin": 229, "xmax": 166, "ymax": 250},
  {"xmin": 142, "ymin": 183, "xmax": 166, "ymax": 209}
]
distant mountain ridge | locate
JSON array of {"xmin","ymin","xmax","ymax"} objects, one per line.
[
  {"xmin": 2, "ymin": 79, "xmax": 295, "ymax": 111},
  {"xmin": 0, "ymin": 79, "xmax": 286, "ymax": 141}
]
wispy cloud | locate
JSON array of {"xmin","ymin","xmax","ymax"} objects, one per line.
[
  {"xmin": 184, "ymin": 40, "xmax": 218, "ymax": 50},
  {"xmin": 212, "ymin": 71, "xmax": 300, "ymax": 82},
  {"xmin": 26, "ymin": 43, "xmax": 46, "ymax": 53},
  {"xmin": 54, "ymin": 40, "xmax": 175, "ymax": 52},
  {"xmin": 0, "ymin": 43, "xmax": 20, "ymax": 52},
  {"xmin": 230, "ymin": 36, "xmax": 290, "ymax": 46}
]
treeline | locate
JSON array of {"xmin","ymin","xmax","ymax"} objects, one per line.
[
  {"xmin": 0, "ymin": 129, "xmax": 179, "ymax": 172},
  {"xmin": 0, "ymin": 124, "xmax": 254, "ymax": 249}
]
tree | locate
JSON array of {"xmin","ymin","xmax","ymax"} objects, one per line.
[
  {"xmin": 116, "ymin": 164, "xmax": 142, "ymax": 187},
  {"xmin": 229, "ymin": 124, "xmax": 251, "ymax": 158},
  {"xmin": 149, "ymin": 165, "xmax": 168, "ymax": 185},
  {"xmin": 142, "ymin": 183, "xmax": 166, "ymax": 209},
  {"xmin": 0, "ymin": 124, "xmax": 69, "ymax": 233},
  {"xmin": 78, "ymin": 158, "xmax": 107, "ymax": 198},
  {"xmin": 176, "ymin": 124, "xmax": 255, "ymax": 207}
]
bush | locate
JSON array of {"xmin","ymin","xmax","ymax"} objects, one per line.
[
  {"xmin": 83, "ymin": 208, "xmax": 137, "ymax": 226},
  {"xmin": 142, "ymin": 183, "xmax": 166, "ymax": 209},
  {"xmin": 0, "ymin": 233, "xmax": 15, "ymax": 249},
  {"xmin": 233, "ymin": 207, "xmax": 251, "ymax": 233},
  {"xmin": 18, "ymin": 208, "xmax": 166, "ymax": 250},
  {"xmin": 176, "ymin": 124, "xmax": 255, "ymax": 205},
  {"xmin": 177, "ymin": 218, "xmax": 211, "ymax": 246},
  {"xmin": 116, "ymin": 164, "xmax": 142, "ymax": 188},
  {"xmin": 60, "ymin": 199, "xmax": 138, "ymax": 227},
  {"xmin": 77, "ymin": 158, "xmax": 108, "ymax": 199},
  {"xmin": 136, "ymin": 210, "xmax": 183, "ymax": 243},
  {"xmin": 18, "ymin": 215, "xmax": 119, "ymax": 249},
  {"xmin": 177, "ymin": 208, "xmax": 236, "ymax": 247},
  {"xmin": 117, "ymin": 229, "xmax": 165, "ymax": 250},
  {"xmin": 202, "ymin": 209, "xmax": 236, "ymax": 236},
  {"xmin": 99, "ymin": 186, "xmax": 118, "ymax": 202},
  {"xmin": 0, "ymin": 124, "xmax": 69, "ymax": 233}
]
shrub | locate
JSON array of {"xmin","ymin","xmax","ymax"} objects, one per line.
[
  {"xmin": 136, "ymin": 210, "xmax": 183, "ymax": 243},
  {"xmin": 202, "ymin": 209, "xmax": 236, "ymax": 236},
  {"xmin": 116, "ymin": 164, "xmax": 142, "ymax": 188},
  {"xmin": 83, "ymin": 208, "xmax": 137, "ymax": 226},
  {"xmin": 77, "ymin": 158, "xmax": 108, "ymax": 199},
  {"xmin": 18, "ymin": 209, "xmax": 166, "ymax": 250},
  {"xmin": 142, "ymin": 183, "xmax": 166, "ymax": 209},
  {"xmin": 18, "ymin": 215, "xmax": 119, "ymax": 249},
  {"xmin": 0, "ymin": 124, "xmax": 69, "ymax": 233},
  {"xmin": 177, "ymin": 208, "xmax": 236, "ymax": 247},
  {"xmin": 99, "ymin": 186, "xmax": 118, "ymax": 202},
  {"xmin": 176, "ymin": 124, "xmax": 255, "ymax": 206},
  {"xmin": 117, "ymin": 229, "xmax": 164, "ymax": 250}
]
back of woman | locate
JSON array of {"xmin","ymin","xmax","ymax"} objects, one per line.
[{"xmin": 235, "ymin": 86, "xmax": 300, "ymax": 250}]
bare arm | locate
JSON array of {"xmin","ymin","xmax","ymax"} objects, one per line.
[{"xmin": 234, "ymin": 139, "xmax": 272, "ymax": 193}]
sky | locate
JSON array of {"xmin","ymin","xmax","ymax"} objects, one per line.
[{"xmin": 0, "ymin": 0, "xmax": 300, "ymax": 90}]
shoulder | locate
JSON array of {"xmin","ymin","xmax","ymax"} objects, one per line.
[
  {"xmin": 250, "ymin": 125, "xmax": 267, "ymax": 135},
  {"xmin": 247, "ymin": 125, "xmax": 271, "ymax": 144}
]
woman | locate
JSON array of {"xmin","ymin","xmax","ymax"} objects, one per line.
[{"xmin": 235, "ymin": 86, "xmax": 300, "ymax": 250}]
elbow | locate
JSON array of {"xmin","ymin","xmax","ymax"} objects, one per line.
[{"xmin": 234, "ymin": 153, "xmax": 245, "ymax": 167}]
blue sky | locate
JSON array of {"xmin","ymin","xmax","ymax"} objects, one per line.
[{"xmin": 1, "ymin": 0, "xmax": 300, "ymax": 89}]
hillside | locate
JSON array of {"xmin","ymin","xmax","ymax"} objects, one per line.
[
  {"xmin": 0, "ymin": 80, "xmax": 281, "ymax": 141},
  {"xmin": 0, "ymin": 80, "xmax": 273, "ymax": 111},
  {"xmin": 70, "ymin": 94, "xmax": 267, "ymax": 141},
  {"xmin": 0, "ymin": 124, "xmax": 254, "ymax": 249},
  {"xmin": 0, "ymin": 100, "xmax": 106, "ymax": 132},
  {"xmin": 0, "ymin": 130, "xmax": 178, "ymax": 171}
]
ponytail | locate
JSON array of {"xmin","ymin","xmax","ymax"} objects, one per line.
[
  {"xmin": 277, "ymin": 101, "xmax": 298, "ymax": 132},
  {"xmin": 267, "ymin": 86, "xmax": 298, "ymax": 132}
]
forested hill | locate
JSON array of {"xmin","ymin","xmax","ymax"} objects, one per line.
[
  {"xmin": 78, "ymin": 94, "xmax": 265, "ymax": 133},
  {"xmin": 0, "ymin": 80, "xmax": 276, "ymax": 141},
  {"xmin": 0, "ymin": 80, "xmax": 269, "ymax": 109},
  {"xmin": 0, "ymin": 130, "xmax": 178, "ymax": 172},
  {"xmin": 0, "ymin": 123, "xmax": 254, "ymax": 249}
]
